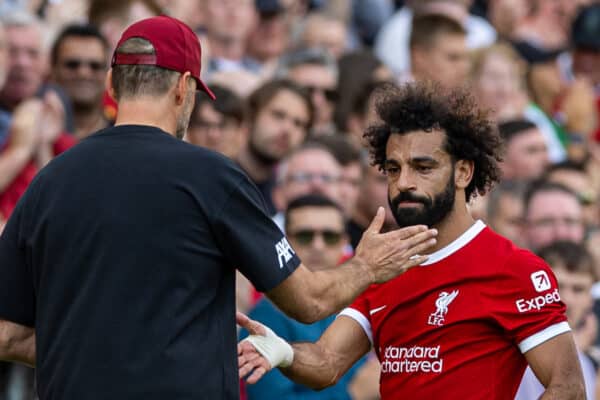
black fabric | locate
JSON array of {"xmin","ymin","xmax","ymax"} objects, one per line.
[
  {"xmin": 346, "ymin": 219, "xmax": 366, "ymax": 250},
  {"xmin": 0, "ymin": 125, "xmax": 300, "ymax": 400}
]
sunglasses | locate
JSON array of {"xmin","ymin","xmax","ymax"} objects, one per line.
[
  {"xmin": 62, "ymin": 59, "xmax": 105, "ymax": 72},
  {"xmin": 289, "ymin": 229, "xmax": 344, "ymax": 246}
]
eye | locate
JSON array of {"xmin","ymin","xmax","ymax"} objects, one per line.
[
  {"xmin": 415, "ymin": 165, "xmax": 433, "ymax": 173},
  {"xmin": 383, "ymin": 165, "xmax": 400, "ymax": 176}
]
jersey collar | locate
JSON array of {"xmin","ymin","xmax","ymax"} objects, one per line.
[{"xmin": 419, "ymin": 220, "xmax": 486, "ymax": 266}]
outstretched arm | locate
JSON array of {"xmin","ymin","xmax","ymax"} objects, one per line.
[
  {"xmin": 0, "ymin": 319, "xmax": 35, "ymax": 367},
  {"xmin": 525, "ymin": 332, "xmax": 585, "ymax": 399},
  {"xmin": 266, "ymin": 208, "xmax": 437, "ymax": 323},
  {"xmin": 238, "ymin": 313, "xmax": 371, "ymax": 390}
]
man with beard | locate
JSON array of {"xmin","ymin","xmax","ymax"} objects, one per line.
[
  {"xmin": 237, "ymin": 79, "xmax": 313, "ymax": 214},
  {"xmin": 0, "ymin": 17, "xmax": 439, "ymax": 399},
  {"xmin": 238, "ymin": 82, "xmax": 585, "ymax": 399}
]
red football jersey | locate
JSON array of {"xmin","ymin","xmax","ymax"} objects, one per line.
[{"xmin": 341, "ymin": 221, "xmax": 569, "ymax": 399}]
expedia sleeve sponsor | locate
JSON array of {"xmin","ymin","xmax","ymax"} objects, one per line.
[
  {"xmin": 381, "ymin": 345, "xmax": 443, "ymax": 374},
  {"xmin": 515, "ymin": 288, "xmax": 561, "ymax": 313}
]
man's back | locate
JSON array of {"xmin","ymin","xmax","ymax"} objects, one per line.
[{"xmin": 0, "ymin": 125, "xmax": 299, "ymax": 399}]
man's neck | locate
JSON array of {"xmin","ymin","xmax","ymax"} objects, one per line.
[
  {"xmin": 72, "ymin": 103, "xmax": 108, "ymax": 139},
  {"xmin": 236, "ymin": 146, "xmax": 274, "ymax": 182},
  {"xmin": 114, "ymin": 97, "xmax": 176, "ymax": 137},
  {"xmin": 428, "ymin": 204, "xmax": 476, "ymax": 254},
  {"xmin": 207, "ymin": 34, "xmax": 246, "ymax": 61}
]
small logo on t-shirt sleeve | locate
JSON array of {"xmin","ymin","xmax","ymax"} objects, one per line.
[
  {"xmin": 275, "ymin": 237, "xmax": 295, "ymax": 268},
  {"xmin": 530, "ymin": 270, "xmax": 551, "ymax": 292}
]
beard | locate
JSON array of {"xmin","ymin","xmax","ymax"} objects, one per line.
[
  {"xmin": 176, "ymin": 90, "xmax": 196, "ymax": 140},
  {"xmin": 247, "ymin": 133, "xmax": 280, "ymax": 166},
  {"xmin": 388, "ymin": 173, "xmax": 455, "ymax": 228}
]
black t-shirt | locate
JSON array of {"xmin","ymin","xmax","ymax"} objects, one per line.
[{"xmin": 0, "ymin": 125, "xmax": 300, "ymax": 399}]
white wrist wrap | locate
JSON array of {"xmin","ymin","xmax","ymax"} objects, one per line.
[{"xmin": 243, "ymin": 325, "xmax": 294, "ymax": 368}]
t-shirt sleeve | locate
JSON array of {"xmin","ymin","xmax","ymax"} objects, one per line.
[
  {"xmin": 212, "ymin": 176, "xmax": 300, "ymax": 293},
  {"xmin": 490, "ymin": 249, "xmax": 569, "ymax": 353},
  {"xmin": 0, "ymin": 193, "xmax": 36, "ymax": 327},
  {"xmin": 339, "ymin": 289, "xmax": 373, "ymax": 344}
]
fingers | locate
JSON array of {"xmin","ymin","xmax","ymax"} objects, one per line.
[
  {"xmin": 236, "ymin": 311, "xmax": 249, "ymax": 326},
  {"xmin": 246, "ymin": 367, "xmax": 268, "ymax": 384},
  {"xmin": 365, "ymin": 207, "xmax": 385, "ymax": 235},
  {"xmin": 383, "ymin": 225, "xmax": 435, "ymax": 241},
  {"xmin": 238, "ymin": 341, "xmax": 271, "ymax": 383},
  {"xmin": 236, "ymin": 312, "xmax": 267, "ymax": 336},
  {"xmin": 382, "ymin": 225, "xmax": 438, "ymax": 245}
]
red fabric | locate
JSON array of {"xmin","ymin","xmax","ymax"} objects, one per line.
[
  {"xmin": 0, "ymin": 133, "xmax": 76, "ymax": 219},
  {"xmin": 344, "ymin": 225, "xmax": 568, "ymax": 399},
  {"xmin": 103, "ymin": 91, "xmax": 118, "ymax": 122},
  {"xmin": 112, "ymin": 16, "xmax": 214, "ymax": 99}
]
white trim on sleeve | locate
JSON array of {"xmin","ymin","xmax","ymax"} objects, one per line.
[
  {"xmin": 518, "ymin": 321, "xmax": 571, "ymax": 353},
  {"xmin": 338, "ymin": 308, "xmax": 373, "ymax": 345}
]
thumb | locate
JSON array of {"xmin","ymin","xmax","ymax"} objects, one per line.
[
  {"xmin": 366, "ymin": 206, "xmax": 385, "ymax": 234},
  {"xmin": 236, "ymin": 311, "xmax": 266, "ymax": 336}
]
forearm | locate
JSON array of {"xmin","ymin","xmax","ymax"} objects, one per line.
[
  {"xmin": 280, "ymin": 342, "xmax": 342, "ymax": 390},
  {"xmin": 0, "ymin": 320, "xmax": 35, "ymax": 367},
  {"xmin": 269, "ymin": 258, "xmax": 372, "ymax": 324},
  {"xmin": 0, "ymin": 147, "xmax": 32, "ymax": 191},
  {"xmin": 539, "ymin": 383, "xmax": 585, "ymax": 399}
]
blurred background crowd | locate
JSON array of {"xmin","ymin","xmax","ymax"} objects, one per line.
[{"xmin": 0, "ymin": 0, "xmax": 599, "ymax": 399}]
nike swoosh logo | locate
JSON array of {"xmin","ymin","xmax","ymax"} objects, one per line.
[{"xmin": 369, "ymin": 305, "xmax": 387, "ymax": 315}]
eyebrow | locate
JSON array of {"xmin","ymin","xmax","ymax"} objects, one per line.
[{"xmin": 385, "ymin": 156, "xmax": 440, "ymax": 166}]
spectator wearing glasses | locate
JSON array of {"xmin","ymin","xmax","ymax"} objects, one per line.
[
  {"xmin": 272, "ymin": 142, "xmax": 342, "ymax": 231},
  {"xmin": 522, "ymin": 180, "xmax": 585, "ymax": 251},
  {"xmin": 185, "ymin": 84, "xmax": 247, "ymax": 159},
  {"xmin": 50, "ymin": 24, "xmax": 111, "ymax": 139},
  {"xmin": 276, "ymin": 47, "xmax": 338, "ymax": 136},
  {"xmin": 310, "ymin": 134, "xmax": 363, "ymax": 218},
  {"xmin": 240, "ymin": 194, "xmax": 379, "ymax": 400}
]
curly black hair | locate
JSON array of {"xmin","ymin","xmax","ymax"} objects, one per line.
[{"xmin": 363, "ymin": 82, "xmax": 503, "ymax": 201}]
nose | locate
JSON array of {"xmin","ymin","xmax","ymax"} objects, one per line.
[
  {"xmin": 311, "ymin": 233, "xmax": 327, "ymax": 250},
  {"xmin": 395, "ymin": 169, "xmax": 416, "ymax": 192}
]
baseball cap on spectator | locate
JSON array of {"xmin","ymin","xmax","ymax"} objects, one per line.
[
  {"xmin": 111, "ymin": 15, "xmax": 215, "ymax": 99},
  {"xmin": 571, "ymin": 4, "xmax": 600, "ymax": 51},
  {"xmin": 255, "ymin": 0, "xmax": 284, "ymax": 17}
]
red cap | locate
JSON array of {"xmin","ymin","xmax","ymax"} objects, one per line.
[{"xmin": 111, "ymin": 15, "xmax": 215, "ymax": 100}]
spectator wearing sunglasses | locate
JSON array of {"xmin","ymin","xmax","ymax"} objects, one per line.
[
  {"xmin": 276, "ymin": 47, "xmax": 338, "ymax": 136},
  {"xmin": 50, "ymin": 24, "xmax": 111, "ymax": 139},
  {"xmin": 240, "ymin": 194, "xmax": 378, "ymax": 400},
  {"xmin": 272, "ymin": 142, "xmax": 343, "ymax": 231}
]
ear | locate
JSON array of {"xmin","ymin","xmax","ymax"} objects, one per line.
[
  {"xmin": 105, "ymin": 69, "xmax": 116, "ymax": 100},
  {"xmin": 175, "ymin": 71, "xmax": 193, "ymax": 105},
  {"xmin": 454, "ymin": 159, "xmax": 474, "ymax": 190}
]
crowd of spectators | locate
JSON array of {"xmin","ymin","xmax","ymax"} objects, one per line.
[{"xmin": 0, "ymin": 0, "xmax": 599, "ymax": 399}]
